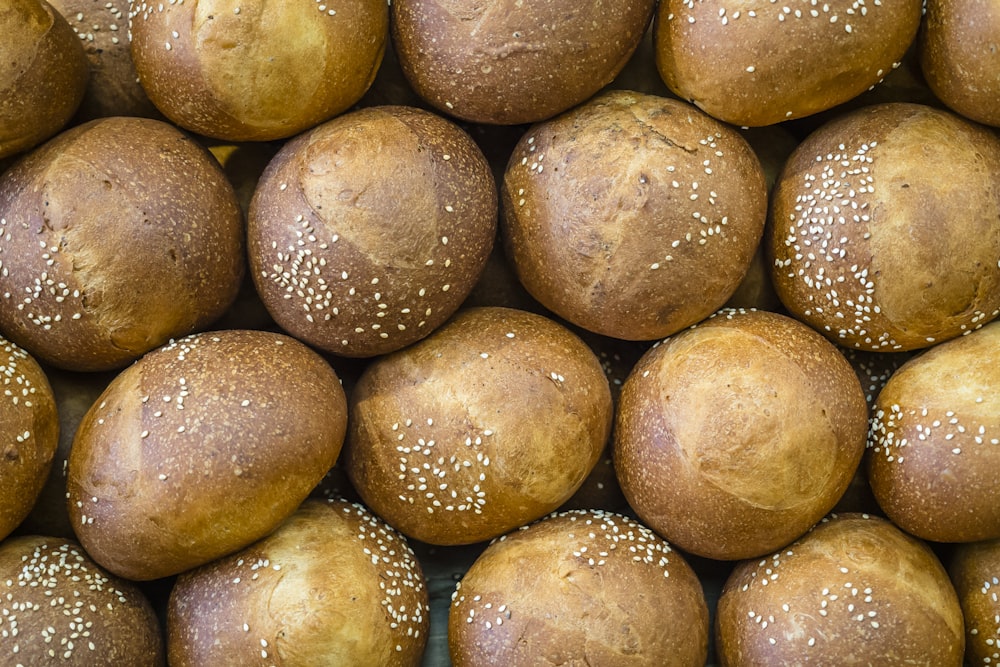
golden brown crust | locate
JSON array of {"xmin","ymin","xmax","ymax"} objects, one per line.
[
  {"xmin": 168, "ymin": 499, "xmax": 428, "ymax": 667},
  {"xmin": 655, "ymin": 0, "xmax": 922, "ymax": 126},
  {"xmin": 127, "ymin": 0, "xmax": 387, "ymax": 141},
  {"xmin": 0, "ymin": 117, "xmax": 244, "ymax": 371},
  {"xmin": 449, "ymin": 510, "xmax": 709, "ymax": 666},
  {"xmin": 343, "ymin": 306, "xmax": 613, "ymax": 545},
  {"xmin": 949, "ymin": 539, "xmax": 1000, "ymax": 665},
  {"xmin": 716, "ymin": 514, "xmax": 964, "ymax": 666},
  {"xmin": 392, "ymin": 0, "xmax": 655, "ymax": 124},
  {"xmin": 66, "ymin": 329, "xmax": 349, "ymax": 580},
  {"xmin": 502, "ymin": 91, "xmax": 768, "ymax": 341},
  {"xmin": 614, "ymin": 309, "xmax": 868, "ymax": 560},
  {"xmin": 249, "ymin": 105, "xmax": 497, "ymax": 358}
]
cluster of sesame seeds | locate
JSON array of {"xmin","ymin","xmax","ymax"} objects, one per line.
[
  {"xmin": 64, "ymin": 3, "xmax": 126, "ymax": 46},
  {"xmin": 869, "ymin": 401, "xmax": 998, "ymax": 462},
  {"xmin": 0, "ymin": 338, "xmax": 36, "ymax": 411},
  {"xmin": 667, "ymin": 0, "xmax": 882, "ymax": 35},
  {"xmin": 971, "ymin": 576, "xmax": 1000, "ymax": 664},
  {"xmin": 218, "ymin": 554, "xmax": 283, "ymax": 663}
]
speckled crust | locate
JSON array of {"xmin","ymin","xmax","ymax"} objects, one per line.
[
  {"xmin": 949, "ymin": 539, "xmax": 1000, "ymax": 666},
  {"xmin": 448, "ymin": 510, "xmax": 709, "ymax": 666},
  {"xmin": 921, "ymin": 0, "xmax": 1000, "ymax": 127},
  {"xmin": 502, "ymin": 91, "xmax": 767, "ymax": 341},
  {"xmin": 249, "ymin": 105, "xmax": 497, "ymax": 358},
  {"xmin": 66, "ymin": 330, "xmax": 349, "ymax": 581},
  {"xmin": 0, "ymin": 117, "xmax": 245, "ymax": 372},
  {"xmin": 0, "ymin": 536, "xmax": 164, "ymax": 666},
  {"xmin": 127, "ymin": 0, "xmax": 387, "ymax": 141},
  {"xmin": 168, "ymin": 499, "xmax": 428, "ymax": 667},
  {"xmin": 614, "ymin": 309, "xmax": 868, "ymax": 561},
  {"xmin": 867, "ymin": 321, "xmax": 1000, "ymax": 543},
  {"xmin": 343, "ymin": 306, "xmax": 613, "ymax": 546},
  {"xmin": 715, "ymin": 514, "xmax": 964, "ymax": 666},
  {"xmin": 0, "ymin": 337, "xmax": 58, "ymax": 541},
  {"xmin": 392, "ymin": 0, "xmax": 655, "ymax": 125},
  {"xmin": 769, "ymin": 103, "xmax": 1000, "ymax": 352},
  {"xmin": 0, "ymin": 0, "xmax": 88, "ymax": 159},
  {"xmin": 654, "ymin": 0, "xmax": 921, "ymax": 127}
]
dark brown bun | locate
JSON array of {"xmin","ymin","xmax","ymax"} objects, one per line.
[
  {"xmin": 344, "ymin": 306, "xmax": 613, "ymax": 545},
  {"xmin": 502, "ymin": 91, "xmax": 767, "ymax": 341},
  {"xmin": 716, "ymin": 514, "xmax": 964, "ymax": 666},
  {"xmin": 654, "ymin": 0, "xmax": 921, "ymax": 126},
  {"xmin": 127, "ymin": 0, "xmax": 387, "ymax": 141},
  {"xmin": 0, "ymin": 117, "xmax": 244, "ymax": 372},
  {"xmin": 769, "ymin": 103, "xmax": 1000, "ymax": 352},
  {"xmin": 392, "ymin": 0, "xmax": 655, "ymax": 125},
  {"xmin": 921, "ymin": 0, "xmax": 1000, "ymax": 127},
  {"xmin": 249, "ymin": 105, "xmax": 497, "ymax": 358},
  {"xmin": 949, "ymin": 538, "xmax": 1000, "ymax": 666},
  {"xmin": 614, "ymin": 309, "xmax": 868, "ymax": 560},
  {"xmin": 449, "ymin": 509, "xmax": 709, "ymax": 666},
  {"xmin": 0, "ymin": 536, "xmax": 164, "ymax": 665},
  {"xmin": 0, "ymin": 0, "xmax": 88, "ymax": 159},
  {"xmin": 0, "ymin": 338, "xmax": 58, "ymax": 541},
  {"xmin": 868, "ymin": 321, "xmax": 1000, "ymax": 543},
  {"xmin": 66, "ymin": 329, "xmax": 348, "ymax": 580},
  {"xmin": 168, "ymin": 498, "xmax": 428, "ymax": 666}
]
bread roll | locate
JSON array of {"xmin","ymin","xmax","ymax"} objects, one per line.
[
  {"xmin": 614, "ymin": 308, "xmax": 868, "ymax": 560},
  {"xmin": 449, "ymin": 509, "xmax": 709, "ymax": 666},
  {"xmin": 344, "ymin": 306, "xmax": 613, "ymax": 545},
  {"xmin": 716, "ymin": 513, "xmax": 964, "ymax": 666},
  {"xmin": 168, "ymin": 499, "xmax": 428, "ymax": 666},
  {"xmin": 502, "ymin": 90, "xmax": 767, "ymax": 341},
  {"xmin": 66, "ymin": 329, "xmax": 348, "ymax": 580},
  {"xmin": 949, "ymin": 538, "xmax": 1000, "ymax": 666},
  {"xmin": 769, "ymin": 103, "xmax": 1000, "ymax": 351}
]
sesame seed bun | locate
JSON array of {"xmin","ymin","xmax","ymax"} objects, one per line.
[
  {"xmin": 948, "ymin": 538, "xmax": 1000, "ymax": 666},
  {"xmin": 449, "ymin": 509, "xmax": 709, "ymax": 666},
  {"xmin": 66, "ymin": 329, "xmax": 348, "ymax": 581},
  {"xmin": 715, "ymin": 513, "xmax": 964, "ymax": 666},
  {"xmin": 343, "ymin": 306, "xmax": 613, "ymax": 546},
  {"xmin": 167, "ymin": 498, "xmax": 428, "ymax": 667},
  {"xmin": 614, "ymin": 308, "xmax": 868, "ymax": 561}
]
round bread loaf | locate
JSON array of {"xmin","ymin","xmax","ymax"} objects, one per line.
[
  {"xmin": 867, "ymin": 321, "xmax": 1000, "ymax": 543},
  {"xmin": 654, "ymin": 0, "xmax": 922, "ymax": 126},
  {"xmin": 0, "ymin": 535, "xmax": 164, "ymax": 665},
  {"xmin": 0, "ymin": 337, "xmax": 58, "ymax": 541},
  {"xmin": 502, "ymin": 90, "xmax": 767, "ymax": 341},
  {"xmin": 921, "ymin": 0, "xmax": 1000, "ymax": 127},
  {"xmin": 0, "ymin": 116, "xmax": 244, "ymax": 372},
  {"xmin": 128, "ymin": 0, "xmax": 387, "ymax": 141},
  {"xmin": 0, "ymin": 0, "xmax": 89, "ymax": 159},
  {"xmin": 614, "ymin": 308, "xmax": 868, "ymax": 560},
  {"xmin": 392, "ymin": 0, "xmax": 655, "ymax": 125},
  {"xmin": 343, "ymin": 306, "xmax": 613, "ymax": 545},
  {"xmin": 249, "ymin": 105, "xmax": 497, "ymax": 358},
  {"xmin": 449, "ymin": 509, "xmax": 709, "ymax": 666},
  {"xmin": 715, "ymin": 513, "xmax": 964, "ymax": 665},
  {"xmin": 66, "ymin": 329, "xmax": 348, "ymax": 581},
  {"xmin": 769, "ymin": 103, "xmax": 1000, "ymax": 352},
  {"xmin": 949, "ymin": 538, "xmax": 1000, "ymax": 666},
  {"xmin": 168, "ymin": 498, "xmax": 428, "ymax": 666}
]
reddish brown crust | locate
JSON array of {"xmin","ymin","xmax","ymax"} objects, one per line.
[{"xmin": 949, "ymin": 539, "xmax": 1000, "ymax": 665}]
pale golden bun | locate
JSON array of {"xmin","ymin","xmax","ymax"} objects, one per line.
[
  {"xmin": 449, "ymin": 510, "xmax": 709, "ymax": 666},
  {"xmin": 249, "ymin": 105, "xmax": 497, "ymax": 358},
  {"xmin": 343, "ymin": 306, "xmax": 613, "ymax": 545},
  {"xmin": 0, "ymin": 0, "xmax": 88, "ymax": 159},
  {"xmin": 0, "ymin": 535, "xmax": 164, "ymax": 665},
  {"xmin": 716, "ymin": 514, "xmax": 964, "ymax": 666},
  {"xmin": 168, "ymin": 499, "xmax": 428, "ymax": 667},
  {"xmin": 0, "ymin": 337, "xmax": 58, "ymax": 541},
  {"xmin": 128, "ymin": 0, "xmax": 388, "ymax": 141},
  {"xmin": 66, "ymin": 329, "xmax": 348, "ymax": 580},
  {"xmin": 614, "ymin": 309, "xmax": 868, "ymax": 560},
  {"xmin": 769, "ymin": 103, "xmax": 1000, "ymax": 352},
  {"xmin": 868, "ymin": 321, "xmax": 1000, "ymax": 543},
  {"xmin": 655, "ymin": 0, "xmax": 922, "ymax": 126},
  {"xmin": 392, "ymin": 0, "xmax": 655, "ymax": 125},
  {"xmin": 949, "ymin": 538, "xmax": 1000, "ymax": 665},
  {"xmin": 0, "ymin": 117, "xmax": 244, "ymax": 372},
  {"xmin": 502, "ymin": 91, "xmax": 767, "ymax": 341}
]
